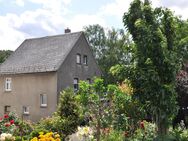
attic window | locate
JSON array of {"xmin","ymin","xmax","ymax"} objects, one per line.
[
  {"xmin": 83, "ymin": 55, "xmax": 88, "ymax": 65},
  {"xmin": 76, "ymin": 54, "xmax": 81, "ymax": 64},
  {"xmin": 5, "ymin": 78, "xmax": 12, "ymax": 91}
]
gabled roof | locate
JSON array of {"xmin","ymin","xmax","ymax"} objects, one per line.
[{"xmin": 0, "ymin": 32, "xmax": 83, "ymax": 74}]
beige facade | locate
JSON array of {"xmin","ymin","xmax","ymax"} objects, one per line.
[{"xmin": 0, "ymin": 72, "xmax": 57, "ymax": 121}]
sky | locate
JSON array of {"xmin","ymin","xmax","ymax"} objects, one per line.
[{"xmin": 0, "ymin": 0, "xmax": 188, "ymax": 50}]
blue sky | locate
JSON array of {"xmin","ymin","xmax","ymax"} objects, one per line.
[{"xmin": 0, "ymin": 0, "xmax": 188, "ymax": 50}]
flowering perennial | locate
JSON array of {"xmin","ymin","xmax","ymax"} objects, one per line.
[
  {"xmin": 0, "ymin": 133, "xmax": 15, "ymax": 141},
  {"xmin": 30, "ymin": 132, "xmax": 61, "ymax": 141}
]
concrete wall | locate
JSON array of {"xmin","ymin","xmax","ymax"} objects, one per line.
[
  {"xmin": 57, "ymin": 33, "xmax": 101, "ymax": 95},
  {"xmin": 0, "ymin": 72, "xmax": 57, "ymax": 121}
]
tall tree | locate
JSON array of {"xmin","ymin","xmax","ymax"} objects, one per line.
[
  {"xmin": 122, "ymin": 0, "xmax": 182, "ymax": 136},
  {"xmin": 84, "ymin": 25, "xmax": 132, "ymax": 84},
  {"xmin": 0, "ymin": 50, "xmax": 13, "ymax": 64}
]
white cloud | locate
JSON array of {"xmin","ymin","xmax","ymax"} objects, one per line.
[
  {"xmin": 1, "ymin": 0, "xmax": 188, "ymax": 51},
  {"xmin": 0, "ymin": 16, "xmax": 28, "ymax": 51},
  {"xmin": 15, "ymin": 0, "xmax": 25, "ymax": 6},
  {"xmin": 64, "ymin": 14, "xmax": 106, "ymax": 32},
  {"xmin": 100, "ymin": 0, "xmax": 132, "ymax": 19}
]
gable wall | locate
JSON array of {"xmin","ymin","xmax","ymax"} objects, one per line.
[{"xmin": 57, "ymin": 33, "xmax": 101, "ymax": 95}]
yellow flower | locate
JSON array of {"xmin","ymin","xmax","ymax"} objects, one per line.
[
  {"xmin": 39, "ymin": 132, "xmax": 44, "ymax": 135},
  {"xmin": 31, "ymin": 137, "xmax": 38, "ymax": 141},
  {"xmin": 54, "ymin": 134, "xmax": 60, "ymax": 138}
]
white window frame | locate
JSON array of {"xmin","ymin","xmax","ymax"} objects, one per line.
[
  {"xmin": 73, "ymin": 78, "xmax": 79, "ymax": 91},
  {"xmin": 5, "ymin": 78, "xmax": 12, "ymax": 91},
  {"xmin": 83, "ymin": 55, "xmax": 88, "ymax": 65},
  {"xmin": 40, "ymin": 94, "xmax": 47, "ymax": 107},
  {"xmin": 76, "ymin": 54, "xmax": 81, "ymax": 64},
  {"xmin": 23, "ymin": 106, "xmax": 29, "ymax": 115}
]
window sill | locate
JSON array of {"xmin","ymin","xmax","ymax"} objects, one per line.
[
  {"xmin": 40, "ymin": 104, "xmax": 47, "ymax": 108},
  {"xmin": 23, "ymin": 112, "xmax": 29, "ymax": 115},
  {"xmin": 5, "ymin": 90, "xmax": 12, "ymax": 92}
]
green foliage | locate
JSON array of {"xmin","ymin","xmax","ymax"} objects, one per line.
[
  {"xmin": 33, "ymin": 117, "xmax": 56, "ymax": 132},
  {"xmin": 129, "ymin": 121, "xmax": 157, "ymax": 141},
  {"xmin": 77, "ymin": 78, "xmax": 144, "ymax": 141},
  {"xmin": 122, "ymin": 0, "xmax": 183, "ymax": 135},
  {"xmin": 84, "ymin": 25, "xmax": 132, "ymax": 84},
  {"xmin": 101, "ymin": 130, "xmax": 125, "ymax": 141},
  {"xmin": 55, "ymin": 88, "xmax": 81, "ymax": 137},
  {"xmin": 0, "ymin": 50, "xmax": 13, "ymax": 64}
]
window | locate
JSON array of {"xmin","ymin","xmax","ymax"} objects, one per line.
[
  {"xmin": 40, "ymin": 94, "xmax": 47, "ymax": 107},
  {"xmin": 76, "ymin": 54, "xmax": 81, "ymax": 64},
  {"xmin": 87, "ymin": 78, "xmax": 91, "ymax": 84},
  {"xmin": 4, "ymin": 105, "xmax": 11, "ymax": 114},
  {"xmin": 83, "ymin": 55, "xmax": 88, "ymax": 65},
  {"xmin": 5, "ymin": 78, "xmax": 11, "ymax": 91},
  {"xmin": 23, "ymin": 106, "xmax": 29, "ymax": 115},
  {"xmin": 73, "ymin": 78, "xmax": 79, "ymax": 91}
]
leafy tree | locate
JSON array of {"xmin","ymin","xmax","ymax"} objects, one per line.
[
  {"xmin": 0, "ymin": 50, "xmax": 13, "ymax": 64},
  {"xmin": 84, "ymin": 25, "xmax": 132, "ymax": 84},
  {"xmin": 84, "ymin": 24, "xmax": 106, "ymax": 60},
  {"xmin": 122, "ymin": 0, "xmax": 183, "ymax": 136}
]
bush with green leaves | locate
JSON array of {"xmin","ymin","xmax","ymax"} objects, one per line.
[
  {"xmin": 77, "ymin": 78, "xmax": 144, "ymax": 141},
  {"xmin": 101, "ymin": 129, "xmax": 125, "ymax": 141},
  {"xmin": 55, "ymin": 88, "xmax": 81, "ymax": 137}
]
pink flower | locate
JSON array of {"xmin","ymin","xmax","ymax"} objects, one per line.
[
  {"xmin": 10, "ymin": 120, "xmax": 14, "ymax": 124},
  {"xmin": 4, "ymin": 114, "xmax": 9, "ymax": 119}
]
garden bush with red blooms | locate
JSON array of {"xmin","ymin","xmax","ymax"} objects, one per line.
[{"xmin": 0, "ymin": 112, "xmax": 33, "ymax": 137}]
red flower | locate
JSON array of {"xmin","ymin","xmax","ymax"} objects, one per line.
[
  {"xmin": 10, "ymin": 120, "xmax": 14, "ymax": 124},
  {"xmin": 4, "ymin": 123, "xmax": 10, "ymax": 127},
  {"xmin": 140, "ymin": 121, "xmax": 145, "ymax": 129},
  {"xmin": 0, "ymin": 117, "xmax": 2, "ymax": 121},
  {"xmin": 4, "ymin": 114, "xmax": 9, "ymax": 119}
]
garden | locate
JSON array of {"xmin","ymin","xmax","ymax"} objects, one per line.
[
  {"xmin": 1, "ymin": 78, "xmax": 188, "ymax": 141},
  {"xmin": 1, "ymin": 0, "xmax": 188, "ymax": 140}
]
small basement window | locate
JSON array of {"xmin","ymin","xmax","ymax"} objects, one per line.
[
  {"xmin": 5, "ymin": 78, "xmax": 12, "ymax": 91},
  {"xmin": 40, "ymin": 94, "xmax": 47, "ymax": 107},
  {"xmin": 4, "ymin": 105, "xmax": 11, "ymax": 114},
  {"xmin": 87, "ymin": 78, "xmax": 91, "ymax": 84},
  {"xmin": 23, "ymin": 106, "xmax": 29, "ymax": 115}
]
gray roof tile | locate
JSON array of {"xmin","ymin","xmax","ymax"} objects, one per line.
[{"xmin": 0, "ymin": 32, "xmax": 82, "ymax": 74}]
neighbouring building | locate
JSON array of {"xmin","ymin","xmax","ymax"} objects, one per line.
[{"xmin": 0, "ymin": 30, "xmax": 101, "ymax": 121}]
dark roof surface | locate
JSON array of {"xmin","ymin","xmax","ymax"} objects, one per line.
[{"xmin": 0, "ymin": 32, "xmax": 82, "ymax": 74}]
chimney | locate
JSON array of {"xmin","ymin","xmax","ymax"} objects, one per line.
[{"xmin": 65, "ymin": 28, "xmax": 71, "ymax": 33}]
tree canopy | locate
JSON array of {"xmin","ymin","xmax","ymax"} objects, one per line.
[
  {"xmin": 0, "ymin": 50, "xmax": 13, "ymax": 64},
  {"xmin": 121, "ymin": 0, "xmax": 184, "ymax": 136},
  {"xmin": 84, "ymin": 25, "xmax": 132, "ymax": 84}
]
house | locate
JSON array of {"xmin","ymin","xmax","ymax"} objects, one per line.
[{"xmin": 0, "ymin": 30, "xmax": 101, "ymax": 121}]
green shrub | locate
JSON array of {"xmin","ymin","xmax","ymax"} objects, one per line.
[
  {"xmin": 101, "ymin": 130, "xmax": 125, "ymax": 141},
  {"xmin": 55, "ymin": 88, "xmax": 81, "ymax": 137}
]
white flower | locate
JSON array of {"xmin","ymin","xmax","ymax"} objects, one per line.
[{"xmin": 0, "ymin": 133, "xmax": 14, "ymax": 141}]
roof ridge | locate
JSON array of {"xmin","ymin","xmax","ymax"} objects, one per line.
[{"xmin": 27, "ymin": 31, "xmax": 83, "ymax": 41}]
